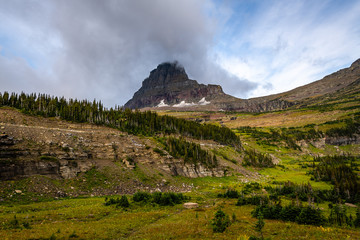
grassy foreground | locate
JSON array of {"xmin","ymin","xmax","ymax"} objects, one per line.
[{"xmin": 1, "ymin": 185, "xmax": 359, "ymax": 240}]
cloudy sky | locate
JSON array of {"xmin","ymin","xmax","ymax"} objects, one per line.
[{"xmin": 1, "ymin": 0, "xmax": 360, "ymax": 107}]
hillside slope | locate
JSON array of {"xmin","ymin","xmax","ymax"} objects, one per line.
[
  {"xmin": 0, "ymin": 107, "xmax": 259, "ymax": 201},
  {"xmin": 266, "ymin": 58, "xmax": 360, "ymax": 102}
]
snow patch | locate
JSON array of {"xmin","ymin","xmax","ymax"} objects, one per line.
[
  {"xmin": 157, "ymin": 99, "xmax": 169, "ymax": 107},
  {"xmin": 173, "ymin": 101, "xmax": 197, "ymax": 107},
  {"xmin": 198, "ymin": 97, "xmax": 210, "ymax": 105}
]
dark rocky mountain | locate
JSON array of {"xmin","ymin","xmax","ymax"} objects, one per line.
[
  {"xmin": 125, "ymin": 59, "xmax": 360, "ymax": 112},
  {"xmin": 124, "ymin": 62, "xmax": 231, "ymax": 109}
]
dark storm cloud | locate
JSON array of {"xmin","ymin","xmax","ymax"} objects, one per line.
[{"xmin": 0, "ymin": 0, "xmax": 257, "ymax": 106}]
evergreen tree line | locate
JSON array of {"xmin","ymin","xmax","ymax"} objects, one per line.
[
  {"xmin": 132, "ymin": 191, "xmax": 189, "ymax": 206},
  {"xmin": 219, "ymin": 182, "xmax": 360, "ymax": 228},
  {"xmin": 0, "ymin": 91, "xmax": 241, "ymax": 147},
  {"xmin": 265, "ymin": 181, "xmax": 326, "ymax": 203},
  {"xmin": 104, "ymin": 191, "xmax": 189, "ymax": 207},
  {"xmin": 237, "ymin": 126, "xmax": 323, "ymax": 150},
  {"xmin": 161, "ymin": 137, "xmax": 218, "ymax": 168},
  {"xmin": 236, "ymin": 194, "xmax": 270, "ymax": 206},
  {"xmin": 250, "ymin": 201, "xmax": 360, "ymax": 228},
  {"xmin": 325, "ymin": 117, "xmax": 360, "ymax": 137},
  {"xmin": 242, "ymin": 149, "xmax": 274, "ymax": 168},
  {"xmin": 309, "ymin": 155, "xmax": 360, "ymax": 203},
  {"xmin": 237, "ymin": 125, "xmax": 324, "ymax": 141},
  {"xmin": 266, "ymin": 180, "xmax": 360, "ymax": 204},
  {"xmin": 252, "ymin": 202, "xmax": 326, "ymax": 226}
]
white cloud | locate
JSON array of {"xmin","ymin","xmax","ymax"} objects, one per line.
[
  {"xmin": 0, "ymin": 0, "xmax": 257, "ymax": 106},
  {"xmin": 0, "ymin": 0, "xmax": 359, "ymax": 106},
  {"xmin": 216, "ymin": 0, "xmax": 360, "ymax": 98}
]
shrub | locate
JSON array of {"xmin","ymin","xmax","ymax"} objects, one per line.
[
  {"xmin": 211, "ymin": 209, "xmax": 231, "ymax": 233},
  {"xmin": 236, "ymin": 195, "xmax": 269, "ymax": 206},
  {"xmin": 153, "ymin": 148, "xmax": 166, "ymax": 156},
  {"xmin": 152, "ymin": 192, "xmax": 187, "ymax": 206},
  {"xmin": 279, "ymin": 204, "xmax": 302, "ymax": 222},
  {"xmin": 40, "ymin": 155, "xmax": 58, "ymax": 161},
  {"xmin": 104, "ymin": 195, "xmax": 130, "ymax": 208},
  {"xmin": 6, "ymin": 215, "xmax": 31, "ymax": 230},
  {"xmin": 133, "ymin": 191, "xmax": 152, "ymax": 203},
  {"xmin": 354, "ymin": 207, "xmax": 360, "ymax": 228},
  {"xmin": 118, "ymin": 195, "xmax": 130, "ymax": 208},
  {"xmin": 254, "ymin": 211, "xmax": 265, "ymax": 240},
  {"xmin": 328, "ymin": 204, "xmax": 349, "ymax": 227},
  {"xmin": 9, "ymin": 215, "xmax": 21, "ymax": 229},
  {"xmin": 69, "ymin": 231, "xmax": 79, "ymax": 238},
  {"xmin": 242, "ymin": 182, "xmax": 262, "ymax": 195},
  {"xmin": 218, "ymin": 189, "xmax": 240, "ymax": 199},
  {"xmin": 296, "ymin": 206, "xmax": 325, "ymax": 226}
]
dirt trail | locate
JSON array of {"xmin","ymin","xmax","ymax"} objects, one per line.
[{"xmin": 1, "ymin": 122, "xmax": 98, "ymax": 134}]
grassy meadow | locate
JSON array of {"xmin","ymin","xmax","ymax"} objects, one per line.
[
  {"xmin": 1, "ymin": 103, "xmax": 360, "ymax": 239},
  {"xmin": 1, "ymin": 180, "xmax": 360, "ymax": 240}
]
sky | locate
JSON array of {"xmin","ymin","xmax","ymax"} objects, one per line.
[{"xmin": 0, "ymin": 0, "xmax": 360, "ymax": 107}]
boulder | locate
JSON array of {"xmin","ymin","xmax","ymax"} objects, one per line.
[{"xmin": 183, "ymin": 202, "xmax": 199, "ymax": 209}]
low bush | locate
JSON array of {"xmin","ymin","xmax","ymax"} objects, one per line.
[
  {"xmin": 218, "ymin": 189, "xmax": 240, "ymax": 199},
  {"xmin": 132, "ymin": 191, "xmax": 152, "ymax": 203},
  {"xmin": 211, "ymin": 209, "xmax": 231, "ymax": 233},
  {"xmin": 152, "ymin": 192, "xmax": 188, "ymax": 206},
  {"xmin": 236, "ymin": 195, "xmax": 269, "ymax": 206},
  {"xmin": 104, "ymin": 195, "xmax": 130, "ymax": 208}
]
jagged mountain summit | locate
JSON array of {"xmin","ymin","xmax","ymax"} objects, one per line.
[
  {"xmin": 125, "ymin": 59, "xmax": 360, "ymax": 112},
  {"xmin": 124, "ymin": 62, "xmax": 232, "ymax": 110}
]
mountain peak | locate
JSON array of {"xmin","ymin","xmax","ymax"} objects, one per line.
[
  {"xmin": 142, "ymin": 61, "xmax": 189, "ymax": 89},
  {"xmin": 152, "ymin": 61, "xmax": 186, "ymax": 75},
  {"xmin": 124, "ymin": 61, "xmax": 226, "ymax": 109}
]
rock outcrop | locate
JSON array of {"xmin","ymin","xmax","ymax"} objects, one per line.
[
  {"xmin": 325, "ymin": 134, "xmax": 360, "ymax": 146},
  {"xmin": 0, "ymin": 109, "xmax": 228, "ymax": 181},
  {"xmin": 0, "ymin": 159, "xmax": 94, "ymax": 180}
]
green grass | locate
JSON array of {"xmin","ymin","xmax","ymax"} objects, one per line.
[
  {"xmin": 1, "ymin": 105, "xmax": 360, "ymax": 239},
  {"xmin": 1, "ymin": 196, "xmax": 359, "ymax": 240}
]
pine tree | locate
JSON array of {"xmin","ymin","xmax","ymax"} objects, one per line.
[
  {"xmin": 211, "ymin": 209, "xmax": 231, "ymax": 233},
  {"xmin": 254, "ymin": 211, "xmax": 265, "ymax": 240},
  {"xmin": 118, "ymin": 195, "xmax": 130, "ymax": 208}
]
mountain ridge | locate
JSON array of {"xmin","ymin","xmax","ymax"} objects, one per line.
[{"xmin": 125, "ymin": 58, "xmax": 360, "ymax": 112}]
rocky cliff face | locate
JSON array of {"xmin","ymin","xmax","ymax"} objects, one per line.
[
  {"xmin": 124, "ymin": 62, "xmax": 227, "ymax": 109},
  {"xmin": 0, "ymin": 109, "xmax": 229, "ymax": 181}
]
